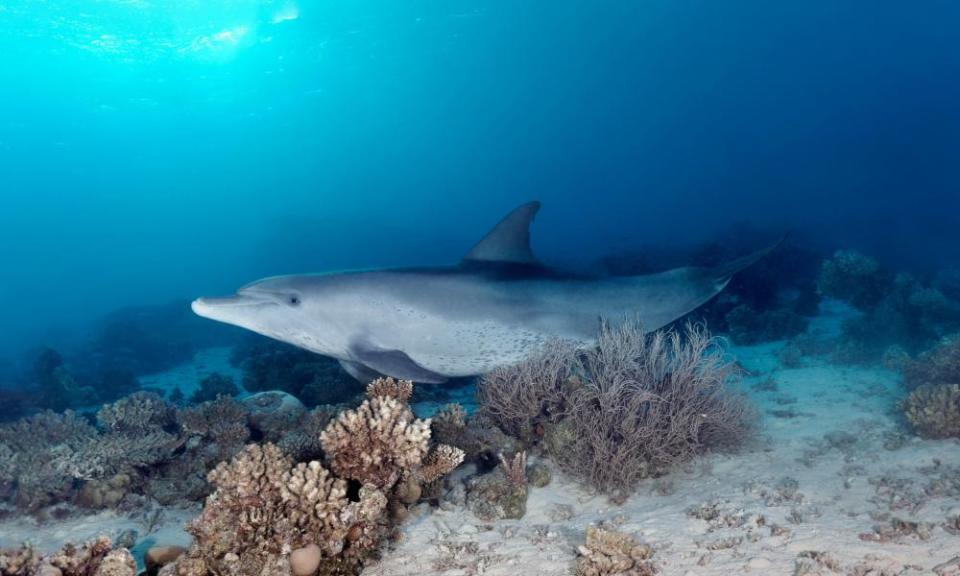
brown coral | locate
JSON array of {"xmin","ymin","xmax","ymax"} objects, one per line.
[
  {"xmin": 96, "ymin": 392, "xmax": 175, "ymax": 434},
  {"xmin": 419, "ymin": 445, "xmax": 466, "ymax": 484},
  {"xmin": 320, "ymin": 395, "xmax": 430, "ymax": 488},
  {"xmin": 182, "ymin": 443, "xmax": 293, "ymax": 576},
  {"xmin": 576, "ymin": 526, "xmax": 656, "ymax": 576},
  {"xmin": 498, "ymin": 451, "xmax": 528, "ymax": 487},
  {"xmin": 365, "ymin": 377, "xmax": 413, "ymax": 402},
  {"xmin": 902, "ymin": 384, "xmax": 960, "ymax": 439}
]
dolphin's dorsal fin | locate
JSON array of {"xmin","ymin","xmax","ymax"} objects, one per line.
[{"xmin": 463, "ymin": 201, "xmax": 541, "ymax": 265}]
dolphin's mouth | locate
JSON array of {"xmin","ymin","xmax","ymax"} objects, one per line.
[{"xmin": 191, "ymin": 293, "xmax": 273, "ymax": 320}]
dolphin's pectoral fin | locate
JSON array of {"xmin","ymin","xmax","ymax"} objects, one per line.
[
  {"xmin": 348, "ymin": 344, "xmax": 448, "ymax": 384},
  {"xmin": 462, "ymin": 201, "xmax": 541, "ymax": 266},
  {"xmin": 338, "ymin": 359, "xmax": 386, "ymax": 384}
]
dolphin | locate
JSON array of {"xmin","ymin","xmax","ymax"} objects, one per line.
[{"xmin": 192, "ymin": 202, "xmax": 778, "ymax": 383}]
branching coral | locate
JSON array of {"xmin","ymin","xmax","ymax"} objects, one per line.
[
  {"xmin": 182, "ymin": 443, "xmax": 294, "ymax": 576},
  {"xmin": 0, "ymin": 536, "xmax": 135, "ymax": 576},
  {"xmin": 365, "ymin": 377, "xmax": 413, "ymax": 402},
  {"xmin": 176, "ymin": 395, "xmax": 250, "ymax": 460},
  {"xmin": 320, "ymin": 380, "xmax": 431, "ymax": 489},
  {"xmin": 479, "ymin": 322, "xmax": 754, "ymax": 497},
  {"xmin": 419, "ymin": 445, "xmax": 466, "ymax": 484},
  {"xmin": 575, "ymin": 526, "xmax": 656, "ymax": 576},
  {"xmin": 498, "ymin": 452, "xmax": 527, "ymax": 487},
  {"xmin": 0, "ymin": 410, "xmax": 97, "ymax": 509},
  {"xmin": 901, "ymin": 384, "xmax": 960, "ymax": 439},
  {"xmin": 96, "ymin": 391, "xmax": 176, "ymax": 434}
]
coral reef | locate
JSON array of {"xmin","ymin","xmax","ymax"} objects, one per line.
[
  {"xmin": 30, "ymin": 348, "xmax": 97, "ymax": 412},
  {"xmin": 163, "ymin": 379, "xmax": 462, "ymax": 576},
  {"xmin": 188, "ymin": 373, "xmax": 238, "ymax": 404},
  {"xmin": 465, "ymin": 452, "xmax": 529, "ymax": 521},
  {"xmin": 902, "ymin": 338, "xmax": 960, "ymax": 390},
  {"xmin": 320, "ymin": 380, "xmax": 432, "ymax": 489},
  {"xmin": 723, "ymin": 304, "xmax": 808, "ymax": 345},
  {"xmin": 478, "ymin": 322, "xmax": 754, "ymax": 497},
  {"xmin": 818, "ymin": 250, "xmax": 960, "ymax": 361},
  {"xmin": 243, "ymin": 391, "xmax": 307, "ymax": 442},
  {"xmin": 80, "ymin": 299, "xmax": 237, "ymax": 379},
  {"xmin": 0, "ymin": 536, "xmax": 134, "ymax": 576},
  {"xmin": 230, "ymin": 336, "xmax": 360, "ymax": 407},
  {"xmin": 0, "ymin": 410, "xmax": 98, "ymax": 510},
  {"xmin": 602, "ymin": 232, "xmax": 822, "ymax": 344},
  {"xmin": 818, "ymin": 250, "xmax": 888, "ymax": 309},
  {"xmin": 575, "ymin": 526, "xmax": 656, "ymax": 576},
  {"xmin": 901, "ymin": 384, "xmax": 960, "ymax": 439}
]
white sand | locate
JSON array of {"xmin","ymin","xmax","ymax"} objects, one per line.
[
  {"xmin": 3, "ymin": 306, "xmax": 959, "ymax": 575},
  {"xmin": 366, "ymin": 310, "xmax": 960, "ymax": 575}
]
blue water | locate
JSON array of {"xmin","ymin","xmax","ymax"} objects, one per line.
[{"xmin": 1, "ymin": 0, "xmax": 958, "ymax": 362}]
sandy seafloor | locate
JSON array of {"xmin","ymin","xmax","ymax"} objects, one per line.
[{"xmin": 2, "ymin": 303, "xmax": 959, "ymax": 575}]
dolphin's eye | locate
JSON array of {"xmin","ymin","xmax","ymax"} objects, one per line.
[{"xmin": 288, "ymin": 295, "xmax": 301, "ymax": 306}]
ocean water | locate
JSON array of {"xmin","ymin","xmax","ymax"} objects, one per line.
[{"xmin": 1, "ymin": 1, "xmax": 959, "ymax": 574}]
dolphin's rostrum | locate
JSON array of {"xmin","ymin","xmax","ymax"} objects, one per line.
[{"xmin": 192, "ymin": 202, "xmax": 778, "ymax": 383}]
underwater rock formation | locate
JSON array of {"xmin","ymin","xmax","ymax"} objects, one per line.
[
  {"xmin": 243, "ymin": 391, "xmax": 307, "ymax": 442},
  {"xmin": 30, "ymin": 348, "xmax": 97, "ymax": 413},
  {"xmin": 575, "ymin": 526, "xmax": 656, "ymax": 576},
  {"xmin": 818, "ymin": 250, "xmax": 960, "ymax": 362},
  {"xmin": 723, "ymin": 304, "xmax": 808, "ymax": 345},
  {"xmin": 230, "ymin": 336, "xmax": 361, "ymax": 407},
  {"xmin": 478, "ymin": 322, "xmax": 754, "ymax": 497},
  {"xmin": 465, "ymin": 452, "xmax": 529, "ymax": 521},
  {"xmin": 188, "ymin": 373, "xmax": 238, "ymax": 404}
]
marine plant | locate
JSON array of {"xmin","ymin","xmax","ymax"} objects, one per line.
[{"xmin": 478, "ymin": 321, "xmax": 754, "ymax": 497}]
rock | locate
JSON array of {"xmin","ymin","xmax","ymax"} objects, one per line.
[
  {"xmin": 395, "ymin": 475, "xmax": 422, "ymax": 505},
  {"xmin": 243, "ymin": 391, "xmax": 307, "ymax": 441},
  {"xmin": 114, "ymin": 529, "xmax": 137, "ymax": 550},
  {"xmin": 746, "ymin": 557, "xmax": 771, "ymax": 569},
  {"xmin": 38, "ymin": 566, "xmax": 62, "ymax": 576},
  {"xmin": 466, "ymin": 468, "xmax": 528, "ymax": 521},
  {"xmin": 289, "ymin": 544, "xmax": 322, "ymax": 576},
  {"xmin": 144, "ymin": 545, "xmax": 187, "ymax": 576},
  {"xmin": 526, "ymin": 462, "xmax": 552, "ymax": 488},
  {"xmin": 94, "ymin": 549, "xmax": 136, "ymax": 576}
]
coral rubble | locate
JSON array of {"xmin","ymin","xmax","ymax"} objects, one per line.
[{"xmin": 575, "ymin": 526, "xmax": 656, "ymax": 576}]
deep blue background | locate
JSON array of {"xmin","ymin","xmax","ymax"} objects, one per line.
[{"xmin": 1, "ymin": 0, "xmax": 958, "ymax": 360}]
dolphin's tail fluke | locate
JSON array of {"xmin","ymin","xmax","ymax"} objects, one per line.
[{"xmin": 706, "ymin": 234, "xmax": 786, "ymax": 287}]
